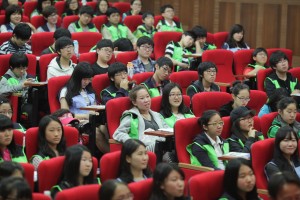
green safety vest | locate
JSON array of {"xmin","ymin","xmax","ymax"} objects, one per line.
[
  {"xmin": 227, "ymin": 135, "xmax": 264, "ymax": 148},
  {"xmin": 103, "ymin": 23, "xmax": 128, "ymax": 41},
  {"xmin": 100, "ymin": 89, "xmax": 116, "ymax": 99},
  {"xmin": 141, "ymin": 83, "xmax": 160, "ymax": 98},
  {"xmin": 0, "ymin": 147, "xmax": 27, "ymax": 163},
  {"xmin": 74, "ymin": 21, "xmax": 98, "ymax": 32},
  {"xmin": 121, "ymin": 113, "xmax": 139, "ymax": 139},
  {"xmin": 186, "ymin": 141, "xmax": 229, "ymax": 168},
  {"xmin": 265, "ymin": 77, "xmax": 297, "ymax": 92},
  {"xmin": 134, "ymin": 25, "xmax": 156, "ymax": 39},
  {"xmin": 170, "ymin": 42, "xmax": 192, "ymax": 72},
  {"xmin": 248, "ymin": 64, "xmax": 266, "ymax": 70},
  {"xmin": 159, "ymin": 20, "xmax": 183, "ymax": 32},
  {"xmin": 163, "ymin": 113, "xmax": 194, "ymax": 128}
]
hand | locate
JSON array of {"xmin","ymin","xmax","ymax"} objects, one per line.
[
  {"xmin": 120, "ymin": 79, "xmax": 129, "ymax": 90},
  {"xmin": 23, "ymin": 78, "xmax": 35, "ymax": 87},
  {"xmin": 248, "ymin": 127, "xmax": 256, "ymax": 138},
  {"xmin": 292, "ymin": 89, "xmax": 300, "ymax": 95},
  {"xmin": 179, "ymin": 63, "xmax": 190, "ymax": 69}
]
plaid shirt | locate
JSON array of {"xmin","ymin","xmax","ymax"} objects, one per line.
[{"xmin": 132, "ymin": 57, "xmax": 156, "ymax": 74}]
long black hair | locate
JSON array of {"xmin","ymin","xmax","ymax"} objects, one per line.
[
  {"xmin": 226, "ymin": 24, "xmax": 248, "ymax": 48},
  {"xmin": 160, "ymin": 83, "xmax": 191, "ymax": 118},
  {"xmin": 223, "ymin": 158, "xmax": 259, "ymax": 200},
  {"xmin": 37, "ymin": 115, "xmax": 66, "ymax": 158},
  {"xmin": 273, "ymin": 126, "xmax": 300, "ymax": 175},
  {"xmin": 0, "ymin": 115, "xmax": 19, "ymax": 158},
  {"xmin": 118, "ymin": 139, "xmax": 152, "ymax": 184},
  {"xmin": 65, "ymin": 62, "xmax": 95, "ymax": 106}
]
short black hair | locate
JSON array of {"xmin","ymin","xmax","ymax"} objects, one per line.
[
  {"xmin": 156, "ymin": 56, "xmax": 173, "ymax": 71},
  {"xmin": 183, "ymin": 31, "xmax": 196, "ymax": 41},
  {"xmin": 9, "ymin": 52, "xmax": 28, "ymax": 69},
  {"xmin": 13, "ymin": 23, "xmax": 31, "ymax": 40},
  {"xmin": 37, "ymin": 0, "xmax": 53, "ymax": 14},
  {"xmin": 53, "ymin": 28, "xmax": 71, "ymax": 40},
  {"xmin": 113, "ymin": 38, "xmax": 133, "ymax": 51},
  {"xmin": 269, "ymin": 50, "xmax": 289, "ymax": 69},
  {"xmin": 42, "ymin": 5, "xmax": 57, "ymax": 18},
  {"xmin": 106, "ymin": 7, "xmax": 120, "ymax": 17},
  {"xmin": 197, "ymin": 61, "xmax": 217, "ymax": 80},
  {"xmin": 107, "ymin": 62, "xmax": 127, "ymax": 82},
  {"xmin": 96, "ymin": 39, "xmax": 114, "ymax": 50},
  {"xmin": 79, "ymin": 5, "xmax": 94, "ymax": 16},
  {"xmin": 137, "ymin": 36, "xmax": 154, "ymax": 47},
  {"xmin": 192, "ymin": 25, "xmax": 207, "ymax": 38},
  {"xmin": 160, "ymin": 4, "xmax": 174, "ymax": 14},
  {"xmin": 55, "ymin": 36, "xmax": 73, "ymax": 53},
  {"xmin": 142, "ymin": 11, "xmax": 154, "ymax": 20},
  {"xmin": 5, "ymin": 5, "xmax": 22, "ymax": 24}
]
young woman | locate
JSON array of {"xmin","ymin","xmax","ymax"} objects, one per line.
[
  {"xmin": 51, "ymin": 145, "xmax": 99, "ymax": 198},
  {"xmin": 150, "ymin": 163, "xmax": 187, "ymax": 200},
  {"xmin": 99, "ymin": 180, "xmax": 133, "ymax": 200},
  {"xmin": 0, "ymin": 96, "xmax": 26, "ymax": 133},
  {"xmin": 160, "ymin": 83, "xmax": 194, "ymax": 128},
  {"xmin": 36, "ymin": 6, "xmax": 59, "ymax": 32},
  {"xmin": 122, "ymin": 0, "xmax": 142, "ymax": 21},
  {"xmin": 62, "ymin": 0, "xmax": 80, "ymax": 17},
  {"xmin": 95, "ymin": 0, "xmax": 109, "ymax": 16},
  {"xmin": 268, "ymin": 171, "xmax": 300, "ymax": 200},
  {"xmin": 0, "ymin": 161, "xmax": 24, "ymax": 181},
  {"xmin": 228, "ymin": 106, "xmax": 264, "ymax": 153},
  {"xmin": 0, "ymin": 115, "xmax": 27, "ymax": 163},
  {"xmin": 0, "ymin": 177, "xmax": 32, "ymax": 200},
  {"xmin": 219, "ymin": 81, "xmax": 250, "ymax": 117},
  {"xmin": 30, "ymin": 115, "xmax": 66, "ymax": 170},
  {"xmin": 30, "ymin": 0, "xmax": 53, "ymax": 18},
  {"xmin": 267, "ymin": 97, "xmax": 300, "ymax": 138},
  {"xmin": 265, "ymin": 126, "xmax": 300, "ymax": 180},
  {"xmin": 219, "ymin": 158, "xmax": 260, "ymax": 200},
  {"xmin": 113, "ymin": 85, "xmax": 169, "ymax": 152},
  {"xmin": 118, "ymin": 139, "xmax": 152, "ymax": 184},
  {"xmin": 222, "ymin": 24, "xmax": 250, "ymax": 52},
  {"xmin": 187, "ymin": 110, "xmax": 228, "ymax": 170}
]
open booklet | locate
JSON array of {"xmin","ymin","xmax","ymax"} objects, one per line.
[
  {"xmin": 158, "ymin": 128, "xmax": 174, "ymax": 133},
  {"xmin": 220, "ymin": 152, "xmax": 250, "ymax": 160}
]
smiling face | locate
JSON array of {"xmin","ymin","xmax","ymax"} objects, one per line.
[
  {"xmin": 279, "ymin": 133, "xmax": 298, "ymax": 158},
  {"xmin": 45, "ymin": 120, "xmax": 62, "ymax": 146},
  {"xmin": 10, "ymin": 12, "xmax": 21, "ymax": 25},
  {"xmin": 160, "ymin": 170, "xmax": 185, "ymax": 199},
  {"xmin": 168, "ymin": 87, "xmax": 182, "ymax": 110},
  {"xmin": 237, "ymin": 164, "xmax": 256, "ymax": 194},
  {"xmin": 79, "ymin": 150, "xmax": 93, "ymax": 177},
  {"xmin": 132, "ymin": 89, "xmax": 151, "ymax": 112}
]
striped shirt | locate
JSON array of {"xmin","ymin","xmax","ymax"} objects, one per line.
[
  {"xmin": 165, "ymin": 41, "xmax": 190, "ymax": 71},
  {"xmin": 0, "ymin": 40, "xmax": 32, "ymax": 55}
]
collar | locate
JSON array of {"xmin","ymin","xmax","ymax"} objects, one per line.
[
  {"xmin": 164, "ymin": 19, "xmax": 176, "ymax": 27},
  {"xmin": 204, "ymin": 132, "xmax": 223, "ymax": 146}
]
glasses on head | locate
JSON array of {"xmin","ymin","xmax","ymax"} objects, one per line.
[
  {"xmin": 115, "ymin": 71, "xmax": 128, "ymax": 77},
  {"xmin": 140, "ymin": 45, "xmax": 153, "ymax": 51},
  {"xmin": 62, "ymin": 45, "xmax": 74, "ymax": 50},
  {"xmin": 278, "ymin": 59, "xmax": 288, "ymax": 64},
  {"xmin": 207, "ymin": 121, "xmax": 224, "ymax": 127},
  {"xmin": 161, "ymin": 66, "xmax": 172, "ymax": 74},
  {"xmin": 0, "ymin": 111, "xmax": 13, "ymax": 115},
  {"xmin": 236, "ymin": 96, "xmax": 250, "ymax": 102},
  {"xmin": 101, "ymin": 48, "xmax": 113, "ymax": 54},
  {"xmin": 205, "ymin": 70, "xmax": 217, "ymax": 74},
  {"xmin": 169, "ymin": 93, "xmax": 182, "ymax": 98},
  {"xmin": 240, "ymin": 116, "xmax": 253, "ymax": 122}
]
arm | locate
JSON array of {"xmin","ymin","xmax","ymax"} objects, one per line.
[
  {"xmin": 0, "ymin": 77, "xmax": 25, "ymax": 95},
  {"xmin": 126, "ymin": 28, "xmax": 137, "ymax": 45},
  {"xmin": 112, "ymin": 114, "xmax": 131, "ymax": 143},
  {"xmin": 246, "ymin": 66, "xmax": 265, "ymax": 77},
  {"xmin": 268, "ymin": 125, "xmax": 280, "ymax": 138},
  {"xmin": 265, "ymin": 162, "xmax": 280, "ymax": 181},
  {"xmin": 165, "ymin": 43, "xmax": 189, "ymax": 69},
  {"xmin": 101, "ymin": 26, "xmax": 113, "ymax": 41},
  {"xmin": 30, "ymin": 155, "xmax": 44, "ymax": 171},
  {"xmin": 67, "ymin": 23, "xmax": 76, "ymax": 33},
  {"xmin": 191, "ymin": 142, "xmax": 220, "ymax": 170}
]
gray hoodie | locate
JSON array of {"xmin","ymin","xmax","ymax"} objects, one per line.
[{"xmin": 47, "ymin": 57, "xmax": 76, "ymax": 81}]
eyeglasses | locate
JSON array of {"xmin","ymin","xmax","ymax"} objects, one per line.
[
  {"xmin": 140, "ymin": 45, "xmax": 153, "ymax": 51},
  {"xmin": 62, "ymin": 45, "xmax": 74, "ymax": 50},
  {"xmin": 115, "ymin": 71, "xmax": 128, "ymax": 77},
  {"xmin": 236, "ymin": 96, "xmax": 251, "ymax": 102},
  {"xmin": 205, "ymin": 70, "xmax": 217, "ymax": 74},
  {"xmin": 257, "ymin": 52, "xmax": 267, "ymax": 57},
  {"xmin": 161, "ymin": 66, "xmax": 172, "ymax": 74},
  {"xmin": 278, "ymin": 59, "xmax": 288, "ymax": 64},
  {"xmin": 207, "ymin": 121, "xmax": 224, "ymax": 127},
  {"xmin": 101, "ymin": 48, "xmax": 113, "ymax": 54},
  {"xmin": 48, "ymin": 13, "xmax": 58, "ymax": 18},
  {"xmin": 169, "ymin": 93, "xmax": 182, "ymax": 98},
  {"xmin": 240, "ymin": 116, "xmax": 253, "ymax": 121}
]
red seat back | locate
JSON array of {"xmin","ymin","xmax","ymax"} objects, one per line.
[
  {"xmin": 233, "ymin": 49, "xmax": 254, "ymax": 76},
  {"xmin": 86, "ymin": 1, "xmax": 97, "ymax": 10},
  {"xmin": 54, "ymin": 1, "xmax": 66, "ymax": 16},
  {"xmin": 99, "ymin": 151, "xmax": 156, "ymax": 182},
  {"xmin": 0, "ymin": 32, "xmax": 12, "ymax": 46},
  {"xmin": 112, "ymin": 2, "xmax": 130, "ymax": 16},
  {"xmin": 153, "ymin": 31, "xmax": 182, "ymax": 59},
  {"xmin": 20, "ymin": 163, "xmax": 35, "ymax": 191},
  {"xmin": 25, "ymin": 126, "xmax": 79, "ymax": 161},
  {"xmin": 115, "ymin": 51, "xmax": 138, "ymax": 65},
  {"xmin": 0, "ymin": 54, "xmax": 36, "ymax": 77},
  {"xmin": 31, "ymin": 32, "xmax": 54, "ymax": 56},
  {"xmin": 62, "ymin": 15, "xmax": 79, "ymax": 29},
  {"xmin": 169, "ymin": 71, "xmax": 198, "ymax": 95},
  {"xmin": 123, "ymin": 15, "xmax": 143, "ymax": 32},
  {"xmin": 92, "ymin": 15, "xmax": 108, "ymax": 32},
  {"xmin": 23, "ymin": 1, "xmax": 37, "ymax": 18},
  {"xmin": 55, "ymin": 184, "xmax": 100, "ymax": 200},
  {"xmin": 266, "ymin": 48, "xmax": 293, "ymax": 67},
  {"xmin": 248, "ymin": 90, "xmax": 268, "ymax": 115},
  {"xmin": 71, "ymin": 32, "xmax": 102, "ymax": 54},
  {"xmin": 206, "ymin": 32, "xmax": 214, "ymax": 45},
  {"xmin": 289, "ymin": 67, "xmax": 300, "ymax": 81},
  {"xmin": 91, "ymin": 73, "xmax": 110, "ymax": 103},
  {"xmin": 256, "ymin": 68, "xmax": 273, "ymax": 92},
  {"xmin": 213, "ymin": 32, "xmax": 228, "ymax": 49},
  {"xmin": 128, "ymin": 178, "xmax": 153, "ymax": 200},
  {"xmin": 32, "ymin": 193, "xmax": 51, "ymax": 200},
  {"xmin": 151, "ymin": 95, "xmax": 190, "ymax": 113},
  {"xmin": 260, "ymin": 112, "xmax": 278, "ymax": 138},
  {"xmin": 13, "ymin": 130, "xmax": 24, "ymax": 146},
  {"xmin": 132, "ymin": 71, "xmax": 154, "ymax": 84}
]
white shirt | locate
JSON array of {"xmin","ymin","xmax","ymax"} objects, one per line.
[{"xmin": 205, "ymin": 133, "xmax": 225, "ymax": 170}]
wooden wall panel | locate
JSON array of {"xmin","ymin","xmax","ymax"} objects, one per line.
[
  {"xmin": 287, "ymin": 5, "xmax": 300, "ymax": 56},
  {"xmin": 218, "ymin": 2, "xmax": 236, "ymax": 31},
  {"xmin": 240, "ymin": 3, "xmax": 258, "ymax": 48}
]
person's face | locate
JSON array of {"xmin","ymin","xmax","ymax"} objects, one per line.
[
  {"xmin": 274, "ymin": 58, "xmax": 289, "ymax": 73},
  {"xmin": 108, "ymin": 13, "xmax": 120, "ymax": 25},
  {"xmin": 182, "ymin": 35, "xmax": 194, "ymax": 48},
  {"xmin": 280, "ymin": 134, "xmax": 298, "ymax": 158},
  {"xmin": 233, "ymin": 31, "xmax": 244, "ymax": 42},
  {"xmin": 132, "ymin": 89, "xmax": 151, "ymax": 112},
  {"xmin": 13, "ymin": 36, "xmax": 29, "ymax": 47},
  {"xmin": 137, "ymin": 43, "xmax": 153, "ymax": 59},
  {"xmin": 203, "ymin": 114, "xmax": 224, "ymax": 137},
  {"xmin": 0, "ymin": 103, "xmax": 13, "ymax": 119},
  {"xmin": 237, "ymin": 165, "xmax": 256, "ymax": 194},
  {"xmin": 279, "ymin": 103, "xmax": 297, "ymax": 125},
  {"xmin": 143, "ymin": 15, "xmax": 154, "ymax": 28},
  {"xmin": 99, "ymin": 0, "xmax": 108, "ymax": 13},
  {"xmin": 46, "ymin": 13, "xmax": 58, "ymax": 25},
  {"xmin": 79, "ymin": 150, "xmax": 93, "ymax": 177},
  {"xmin": 10, "ymin": 12, "xmax": 21, "ymax": 25},
  {"xmin": 12, "ymin": 66, "xmax": 28, "ymax": 78},
  {"xmin": 131, "ymin": 0, "xmax": 142, "ymax": 14},
  {"xmin": 233, "ymin": 89, "xmax": 250, "ymax": 107},
  {"xmin": 168, "ymin": 87, "xmax": 182, "ymax": 110},
  {"xmin": 155, "ymin": 65, "xmax": 172, "ymax": 81},
  {"xmin": 126, "ymin": 145, "xmax": 149, "ymax": 171},
  {"xmin": 79, "ymin": 13, "xmax": 92, "ymax": 26},
  {"xmin": 160, "ymin": 170, "xmax": 184, "ymax": 199},
  {"xmin": 112, "ymin": 71, "xmax": 128, "ymax": 87},
  {"xmin": 197, "ymin": 36, "xmax": 206, "ymax": 45},
  {"xmin": 275, "ymin": 183, "xmax": 300, "ymax": 200},
  {"xmin": 239, "ymin": 114, "xmax": 254, "ymax": 132},
  {"xmin": 253, "ymin": 51, "xmax": 267, "ymax": 66},
  {"xmin": 59, "ymin": 45, "xmax": 74, "ymax": 59},
  {"xmin": 97, "ymin": 47, "xmax": 113, "ymax": 63},
  {"xmin": 202, "ymin": 67, "xmax": 217, "ymax": 83},
  {"xmin": 8, "ymin": 0, "xmax": 18, "ymax": 6},
  {"xmin": 162, "ymin": 7, "xmax": 174, "ymax": 20},
  {"xmin": 111, "ymin": 184, "xmax": 133, "ymax": 200},
  {"xmin": 81, "ymin": 78, "xmax": 92, "ymax": 89},
  {"xmin": 42, "ymin": 0, "xmax": 52, "ymax": 10},
  {"xmin": 45, "ymin": 120, "xmax": 62, "ymax": 146},
  {"xmin": 69, "ymin": 0, "xmax": 78, "ymax": 11},
  {"xmin": 0, "ymin": 128, "xmax": 13, "ymax": 148}
]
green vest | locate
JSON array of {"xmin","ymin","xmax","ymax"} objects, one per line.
[
  {"xmin": 186, "ymin": 141, "xmax": 229, "ymax": 168},
  {"xmin": 134, "ymin": 25, "xmax": 156, "ymax": 39},
  {"xmin": 159, "ymin": 20, "xmax": 183, "ymax": 32},
  {"xmin": 248, "ymin": 64, "xmax": 266, "ymax": 70},
  {"xmin": 205, "ymin": 43, "xmax": 217, "ymax": 50},
  {"xmin": 141, "ymin": 83, "xmax": 160, "ymax": 98},
  {"xmin": 5, "ymin": 75, "xmax": 20, "ymax": 86},
  {"xmin": 227, "ymin": 135, "xmax": 264, "ymax": 148},
  {"xmin": 266, "ymin": 77, "xmax": 297, "ymax": 91},
  {"xmin": 103, "ymin": 23, "xmax": 128, "ymax": 41},
  {"xmin": 121, "ymin": 113, "xmax": 139, "ymax": 139},
  {"xmin": 100, "ymin": 89, "xmax": 116, "ymax": 99},
  {"xmin": 74, "ymin": 21, "xmax": 98, "ymax": 32},
  {"xmin": 163, "ymin": 113, "xmax": 194, "ymax": 128},
  {"xmin": 0, "ymin": 147, "xmax": 28, "ymax": 163},
  {"xmin": 170, "ymin": 42, "xmax": 191, "ymax": 72}
]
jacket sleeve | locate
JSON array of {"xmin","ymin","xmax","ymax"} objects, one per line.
[
  {"xmin": 101, "ymin": 88, "xmax": 128, "ymax": 105},
  {"xmin": 265, "ymin": 162, "xmax": 280, "ymax": 181},
  {"xmin": 186, "ymin": 85, "xmax": 197, "ymax": 100},
  {"xmin": 264, "ymin": 77, "xmax": 276, "ymax": 97},
  {"xmin": 228, "ymin": 137, "xmax": 256, "ymax": 153},
  {"xmin": 0, "ymin": 77, "xmax": 23, "ymax": 95},
  {"xmin": 268, "ymin": 125, "xmax": 280, "ymax": 138},
  {"xmin": 112, "ymin": 114, "xmax": 131, "ymax": 143}
]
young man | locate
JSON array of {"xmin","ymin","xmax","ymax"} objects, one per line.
[
  {"xmin": 192, "ymin": 26, "xmax": 216, "ymax": 53},
  {"xmin": 264, "ymin": 50, "xmax": 300, "ymax": 98},
  {"xmin": 101, "ymin": 62, "xmax": 130, "ymax": 105},
  {"xmin": 165, "ymin": 31, "xmax": 196, "ymax": 72},
  {"xmin": 186, "ymin": 61, "xmax": 220, "ymax": 100},
  {"xmin": 41, "ymin": 28, "xmax": 72, "ymax": 55},
  {"xmin": 156, "ymin": 4, "xmax": 183, "ymax": 32},
  {"xmin": 132, "ymin": 36, "xmax": 155, "ymax": 74},
  {"xmin": 101, "ymin": 7, "xmax": 137, "ymax": 47},
  {"xmin": 68, "ymin": 5, "xmax": 98, "ymax": 33},
  {"xmin": 0, "ymin": 23, "xmax": 32, "ymax": 54},
  {"xmin": 134, "ymin": 12, "xmax": 157, "ymax": 39},
  {"xmin": 37, "ymin": 5, "xmax": 59, "ymax": 32},
  {"xmin": 141, "ymin": 56, "xmax": 173, "ymax": 98},
  {"xmin": 47, "ymin": 36, "xmax": 76, "ymax": 80},
  {"xmin": 92, "ymin": 39, "xmax": 114, "ymax": 76}
]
